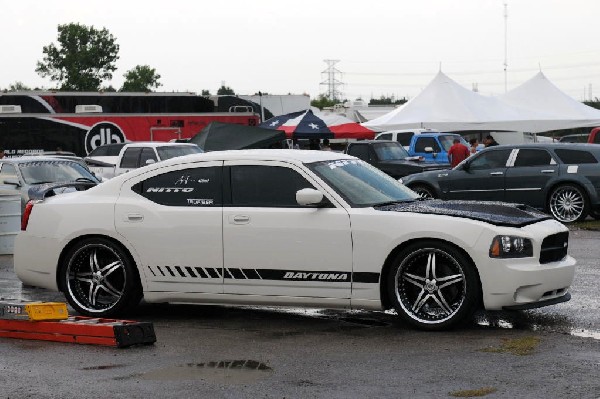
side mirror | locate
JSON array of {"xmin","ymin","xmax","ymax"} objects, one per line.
[
  {"xmin": 296, "ymin": 188, "xmax": 326, "ymax": 207},
  {"xmin": 3, "ymin": 177, "xmax": 21, "ymax": 188}
]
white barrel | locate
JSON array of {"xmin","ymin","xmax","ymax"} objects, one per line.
[{"xmin": 0, "ymin": 189, "xmax": 21, "ymax": 255}]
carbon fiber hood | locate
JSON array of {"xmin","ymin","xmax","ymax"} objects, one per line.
[{"xmin": 375, "ymin": 199, "xmax": 552, "ymax": 227}]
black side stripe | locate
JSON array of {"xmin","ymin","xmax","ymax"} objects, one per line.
[{"xmin": 148, "ymin": 266, "xmax": 380, "ymax": 283}]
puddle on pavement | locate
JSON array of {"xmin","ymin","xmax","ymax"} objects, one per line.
[{"xmin": 138, "ymin": 360, "xmax": 273, "ymax": 383}]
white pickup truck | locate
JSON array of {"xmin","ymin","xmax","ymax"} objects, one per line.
[{"xmin": 85, "ymin": 142, "xmax": 203, "ymax": 180}]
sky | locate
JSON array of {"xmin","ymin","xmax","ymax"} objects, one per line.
[{"xmin": 3, "ymin": 0, "xmax": 600, "ymax": 102}]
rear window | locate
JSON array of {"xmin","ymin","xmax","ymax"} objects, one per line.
[
  {"xmin": 554, "ymin": 149, "xmax": 598, "ymax": 164},
  {"xmin": 156, "ymin": 145, "xmax": 203, "ymax": 161}
]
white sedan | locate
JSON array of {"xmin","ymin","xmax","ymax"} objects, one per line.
[{"xmin": 15, "ymin": 150, "xmax": 575, "ymax": 330}]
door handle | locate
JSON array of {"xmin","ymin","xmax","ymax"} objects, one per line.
[
  {"xmin": 126, "ymin": 213, "xmax": 144, "ymax": 222},
  {"xmin": 231, "ymin": 215, "xmax": 250, "ymax": 224},
  {"xmin": 541, "ymin": 170, "xmax": 555, "ymax": 174},
  {"xmin": 490, "ymin": 172, "xmax": 504, "ymax": 176}
]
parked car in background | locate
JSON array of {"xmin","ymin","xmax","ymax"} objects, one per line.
[
  {"xmin": 400, "ymin": 143, "xmax": 600, "ymax": 223},
  {"xmin": 15, "ymin": 149, "xmax": 575, "ymax": 330},
  {"xmin": 558, "ymin": 134, "xmax": 589, "ymax": 143},
  {"xmin": 374, "ymin": 128, "xmax": 440, "ymax": 148},
  {"xmin": 0, "ymin": 157, "xmax": 100, "ymax": 212},
  {"xmin": 345, "ymin": 140, "xmax": 449, "ymax": 178},
  {"xmin": 85, "ymin": 142, "xmax": 203, "ymax": 180},
  {"xmin": 406, "ymin": 132, "xmax": 469, "ymax": 164}
]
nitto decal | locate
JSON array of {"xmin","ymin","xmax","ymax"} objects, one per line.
[
  {"xmin": 85, "ymin": 122, "xmax": 126, "ymax": 154},
  {"xmin": 283, "ymin": 272, "xmax": 348, "ymax": 280},
  {"xmin": 146, "ymin": 187, "xmax": 194, "ymax": 193},
  {"xmin": 187, "ymin": 198, "xmax": 214, "ymax": 205}
]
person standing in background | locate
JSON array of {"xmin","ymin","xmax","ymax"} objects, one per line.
[
  {"xmin": 447, "ymin": 138, "xmax": 470, "ymax": 168},
  {"xmin": 469, "ymin": 138, "xmax": 479, "ymax": 154}
]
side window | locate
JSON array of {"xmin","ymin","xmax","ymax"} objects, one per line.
[
  {"xmin": 554, "ymin": 149, "xmax": 598, "ymax": 164},
  {"xmin": 513, "ymin": 149, "xmax": 553, "ymax": 167},
  {"xmin": 0, "ymin": 164, "xmax": 17, "ymax": 183},
  {"xmin": 88, "ymin": 146, "xmax": 108, "ymax": 157},
  {"xmin": 397, "ymin": 132, "xmax": 414, "ymax": 146},
  {"xmin": 347, "ymin": 145, "xmax": 370, "ymax": 162},
  {"xmin": 120, "ymin": 148, "xmax": 142, "ymax": 168},
  {"xmin": 139, "ymin": 148, "xmax": 158, "ymax": 166},
  {"xmin": 414, "ymin": 137, "xmax": 441, "ymax": 153},
  {"xmin": 133, "ymin": 167, "xmax": 221, "ymax": 207},
  {"xmin": 376, "ymin": 133, "xmax": 392, "ymax": 141},
  {"xmin": 469, "ymin": 149, "xmax": 512, "ymax": 170},
  {"xmin": 231, "ymin": 165, "xmax": 314, "ymax": 207}
]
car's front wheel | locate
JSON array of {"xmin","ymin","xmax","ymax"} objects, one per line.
[
  {"xmin": 410, "ymin": 184, "xmax": 437, "ymax": 199},
  {"xmin": 548, "ymin": 184, "xmax": 588, "ymax": 223},
  {"xmin": 60, "ymin": 238, "xmax": 142, "ymax": 317},
  {"xmin": 387, "ymin": 240, "xmax": 480, "ymax": 330}
]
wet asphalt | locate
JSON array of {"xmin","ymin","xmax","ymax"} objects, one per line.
[{"xmin": 0, "ymin": 229, "xmax": 599, "ymax": 398}]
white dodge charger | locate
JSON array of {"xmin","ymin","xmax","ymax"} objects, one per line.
[{"xmin": 15, "ymin": 150, "xmax": 575, "ymax": 330}]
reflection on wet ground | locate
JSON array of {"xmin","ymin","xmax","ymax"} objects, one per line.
[{"xmin": 121, "ymin": 360, "xmax": 273, "ymax": 383}]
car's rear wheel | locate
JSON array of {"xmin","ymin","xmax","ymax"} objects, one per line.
[
  {"xmin": 548, "ymin": 184, "xmax": 588, "ymax": 223},
  {"xmin": 387, "ymin": 240, "xmax": 480, "ymax": 330},
  {"xmin": 61, "ymin": 238, "xmax": 141, "ymax": 317},
  {"xmin": 410, "ymin": 184, "xmax": 437, "ymax": 199}
]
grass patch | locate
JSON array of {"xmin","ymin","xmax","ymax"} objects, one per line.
[
  {"xmin": 479, "ymin": 336, "xmax": 540, "ymax": 356},
  {"xmin": 449, "ymin": 387, "xmax": 497, "ymax": 397},
  {"xmin": 568, "ymin": 219, "xmax": 600, "ymax": 230}
]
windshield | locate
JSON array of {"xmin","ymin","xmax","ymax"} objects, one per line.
[
  {"xmin": 19, "ymin": 161, "xmax": 99, "ymax": 185},
  {"xmin": 439, "ymin": 135, "xmax": 468, "ymax": 151},
  {"xmin": 157, "ymin": 145, "xmax": 203, "ymax": 161},
  {"xmin": 307, "ymin": 159, "xmax": 419, "ymax": 207},
  {"xmin": 373, "ymin": 142, "xmax": 411, "ymax": 160}
]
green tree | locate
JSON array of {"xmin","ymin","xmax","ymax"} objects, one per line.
[
  {"xmin": 36, "ymin": 23, "xmax": 119, "ymax": 91},
  {"xmin": 3, "ymin": 81, "xmax": 32, "ymax": 92},
  {"xmin": 217, "ymin": 85, "xmax": 235, "ymax": 95},
  {"xmin": 369, "ymin": 95, "xmax": 407, "ymax": 106},
  {"xmin": 120, "ymin": 65, "xmax": 162, "ymax": 92},
  {"xmin": 310, "ymin": 94, "xmax": 337, "ymax": 110},
  {"xmin": 201, "ymin": 89, "xmax": 211, "ymax": 96}
]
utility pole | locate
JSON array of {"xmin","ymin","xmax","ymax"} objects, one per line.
[
  {"xmin": 504, "ymin": 2, "xmax": 508, "ymax": 93},
  {"xmin": 320, "ymin": 60, "xmax": 344, "ymax": 101}
]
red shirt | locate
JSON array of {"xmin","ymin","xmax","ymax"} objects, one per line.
[{"xmin": 448, "ymin": 143, "xmax": 470, "ymax": 168}]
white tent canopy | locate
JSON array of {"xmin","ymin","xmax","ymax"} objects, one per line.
[{"xmin": 363, "ymin": 71, "xmax": 600, "ymax": 133}]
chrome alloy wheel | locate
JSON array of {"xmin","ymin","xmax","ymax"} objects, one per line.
[
  {"xmin": 65, "ymin": 243, "xmax": 127, "ymax": 313},
  {"xmin": 413, "ymin": 186, "xmax": 434, "ymax": 200},
  {"xmin": 394, "ymin": 248, "xmax": 466, "ymax": 324},
  {"xmin": 549, "ymin": 186, "xmax": 585, "ymax": 223}
]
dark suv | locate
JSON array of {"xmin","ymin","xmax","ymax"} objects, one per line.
[
  {"xmin": 345, "ymin": 140, "xmax": 449, "ymax": 179},
  {"xmin": 401, "ymin": 143, "xmax": 600, "ymax": 223}
]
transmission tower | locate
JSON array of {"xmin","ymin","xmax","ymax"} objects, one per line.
[{"xmin": 320, "ymin": 60, "xmax": 344, "ymax": 101}]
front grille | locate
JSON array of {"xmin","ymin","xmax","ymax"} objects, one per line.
[{"xmin": 540, "ymin": 232, "xmax": 569, "ymax": 264}]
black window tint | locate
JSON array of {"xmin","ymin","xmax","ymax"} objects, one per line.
[
  {"xmin": 135, "ymin": 167, "xmax": 221, "ymax": 206},
  {"xmin": 469, "ymin": 149, "xmax": 511, "ymax": 170},
  {"xmin": 139, "ymin": 148, "xmax": 158, "ymax": 166},
  {"xmin": 120, "ymin": 148, "xmax": 142, "ymax": 168},
  {"xmin": 554, "ymin": 149, "xmax": 598, "ymax": 164},
  {"xmin": 107, "ymin": 144, "xmax": 126, "ymax": 156},
  {"xmin": 231, "ymin": 165, "xmax": 314, "ymax": 207},
  {"xmin": 89, "ymin": 146, "xmax": 108, "ymax": 156},
  {"xmin": 513, "ymin": 149, "xmax": 552, "ymax": 167},
  {"xmin": 347, "ymin": 145, "xmax": 370, "ymax": 161},
  {"xmin": 376, "ymin": 133, "xmax": 392, "ymax": 141},
  {"xmin": 414, "ymin": 137, "xmax": 441, "ymax": 153},
  {"xmin": 397, "ymin": 133, "xmax": 414, "ymax": 146}
]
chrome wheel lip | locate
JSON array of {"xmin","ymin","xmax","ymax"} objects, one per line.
[
  {"xmin": 549, "ymin": 187, "xmax": 585, "ymax": 223},
  {"xmin": 394, "ymin": 247, "xmax": 466, "ymax": 325},
  {"xmin": 65, "ymin": 243, "xmax": 126, "ymax": 313}
]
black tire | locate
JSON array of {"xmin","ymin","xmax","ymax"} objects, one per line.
[
  {"xmin": 410, "ymin": 184, "xmax": 437, "ymax": 199},
  {"xmin": 548, "ymin": 184, "xmax": 589, "ymax": 223},
  {"xmin": 387, "ymin": 240, "xmax": 480, "ymax": 330},
  {"xmin": 60, "ymin": 238, "xmax": 142, "ymax": 317}
]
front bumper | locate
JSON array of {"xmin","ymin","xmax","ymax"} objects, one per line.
[{"xmin": 502, "ymin": 292, "xmax": 571, "ymax": 310}]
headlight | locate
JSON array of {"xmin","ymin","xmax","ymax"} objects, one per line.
[{"xmin": 489, "ymin": 235, "xmax": 533, "ymax": 258}]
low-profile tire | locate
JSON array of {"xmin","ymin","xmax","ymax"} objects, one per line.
[
  {"xmin": 60, "ymin": 238, "xmax": 142, "ymax": 317},
  {"xmin": 410, "ymin": 184, "xmax": 437, "ymax": 199},
  {"xmin": 548, "ymin": 184, "xmax": 589, "ymax": 223},
  {"xmin": 387, "ymin": 240, "xmax": 480, "ymax": 331}
]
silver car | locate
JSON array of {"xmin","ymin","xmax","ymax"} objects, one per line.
[{"xmin": 0, "ymin": 157, "xmax": 100, "ymax": 212}]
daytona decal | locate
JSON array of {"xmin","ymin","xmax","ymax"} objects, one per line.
[{"xmin": 147, "ymin": 266, "xmax": 379, "ymax": 283}]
